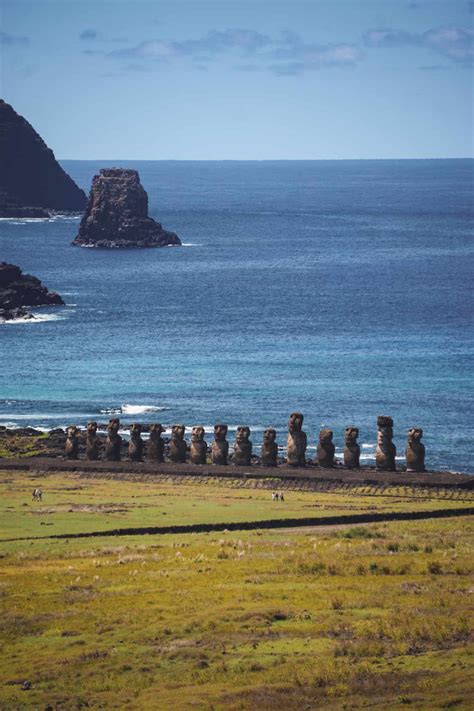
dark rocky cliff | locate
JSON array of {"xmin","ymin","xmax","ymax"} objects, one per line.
[
  {"xmin": 0, "ymin": 100, "xmax": 86, "ymax": 216},
  {"xmin": 72, "ymin": 168, "xmax": 181, "ymax": 248},
  {"xmin": 0, "ymin": 262, "xmax": 64, "ymax": 321}
]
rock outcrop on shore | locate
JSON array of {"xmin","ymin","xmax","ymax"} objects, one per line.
[
  {"xmin": 0, "ymin": 262, "xmax": 64, "ymax": 321},
  {"xmin": 0, "ymin": 100, "xmax": 86, "ymax": 217},
  {"xmin": 72, "ymin": 168, "xmax": 182, "ymax": 248}
]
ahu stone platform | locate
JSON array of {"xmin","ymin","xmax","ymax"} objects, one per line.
[{"xmin": 0, "ymin": 457, "xmax": 472, "ymax": 490}]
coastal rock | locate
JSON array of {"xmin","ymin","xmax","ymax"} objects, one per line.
[
  {"xmin": 72, "ymin": 168, "xmax": 182, "ymax": 249},
  {"xmin": 0, "ymin": 262, "xmax": 64, "ymax": 320},
  {"xmin": 0, "ymin": 100, "xmax": 86, "ymax": 217}
]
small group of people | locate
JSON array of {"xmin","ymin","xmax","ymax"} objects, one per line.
[{"xmin": 271, "ymin": 491, "xmax": 285, "ymax": 501}]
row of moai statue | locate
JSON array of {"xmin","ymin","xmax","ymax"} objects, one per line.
[{"xmin": 64, "ymin": 414, "xmax": 425, "ymax": 472}]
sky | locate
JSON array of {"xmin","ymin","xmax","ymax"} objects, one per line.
[{"xmin": 0, "ymin": 0, "xmax": 473, "ymax": 159}]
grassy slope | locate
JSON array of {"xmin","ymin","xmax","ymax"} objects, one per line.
[{"xmin": 0, "ymin": 471, "xmax": 473, "ymax": 710}]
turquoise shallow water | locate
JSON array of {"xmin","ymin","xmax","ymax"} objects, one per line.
[{"xmin": 1, "ymin": 159, "xmax": 473, "ymax": 471}]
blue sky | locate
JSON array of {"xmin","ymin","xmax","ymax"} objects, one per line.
[{"xmin": 1, "ymin": 0, "xmax": 472, "ymax": 159}]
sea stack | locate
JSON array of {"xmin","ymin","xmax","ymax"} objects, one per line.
[
  {"xmin": 0, "ymin": 262, "xmax": 64, "ymax": 321},
  {"xmin": 0, "ymin": 100, "xmax": 86, "ymax": 217},
  {"xmin": 72, "ymin": 168, "xmax": 182, "ymax": 248}
]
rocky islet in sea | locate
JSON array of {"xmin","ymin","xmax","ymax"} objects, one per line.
[
  {"xmin": 0, "ymin": 262, "xmax": 65, "ymax": 321},
  {"xmin": 72, "ymin": 168, "xmax": 182, "ymax": 248}
]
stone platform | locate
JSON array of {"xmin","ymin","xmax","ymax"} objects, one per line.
[{"xmin": 1, "ymin": 457, "xmax": 472, "ymax": 489}]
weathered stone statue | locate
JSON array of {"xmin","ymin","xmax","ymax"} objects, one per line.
[
  {"xmin": 190, "ymin": 426, "xmax": 207, "ymax": 464},
  {"xmin": 317, "ymin": 428, "xmax": 335, "ymax": 468},
  {"xmin": 85, "ymin": 421, "xmax": 100, "ymax": 461},
  {"xmin": 261, "ymin": 428, "xmax": 278, "ymax": 467},
  {"xmin": 375, "ymin": 416, "xmax": 396, "ymax": 471},
  {"xmin": 169, "ymin": 424, "xmax": 187, "ymax": 463},
  {"xmin": 129, "ymin": 423, "xmax": 144, "ymax": 462},
  {"xmin": 147, "ymin": 423, "xmax": 165, "ymax": 463},
  {"xmin": 105, "ymin": 418, "xmax": 122, "ymax": 462},
  {"xmin": 287, "ymin": 412, "xmax": 307, "ymax": 466},
  {"xmin": 65, "ymin": 425, "xmax": 79, "ymax": 460},
  {"xmin": 406, "ymin": 427, "xmax": 425, "ymax": 472},
  {"xmin": 233, "ymin": 426, "xmax": 252, "ymax": 466},
  {"xmin": 212, "ymin": 424, "xmax": 229, "ymax": 465},
  {"xmin": 344, "ymin": 426, "xmax": 360, "ymax": 469}
]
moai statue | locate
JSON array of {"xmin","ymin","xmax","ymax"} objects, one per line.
[
  {"xmin": 287, "ymin": 412, "xmax": 307, "ymax": 467},
  {"xmin": 105, "ymin": 418, "xmax": 122, "ymax": 461},
  {"xmin": 85, "ymin": 421, "xmax": 100, "ymax": 461},
  {"xmin": 261, "ymin": 428, "xmax": 278, "ymax": 467},
  {"xmin": 212, "ymin": 424, "xmax": 229, "ymax": 465},
  {"xmin": 129, "ymin": 423, "xmax": 144, "ymax": 462},
  {"xmin": 233, "ymin": 426, "xmax": 252, "ymax": 466},
  {"xmin": 65, "ymin": 425, "xmax": 79, "ymax": 460},
  {"xmin": 148, "ymin": 423, "xmax": 165, "ymax": 463},
  {"xmin": 317, "ymin": 428, "xmax": 335, "ymax": 468},
  {"xmin": 406, "ymin": 427, "xmax": 425, "ymax": 472},
  {"xmin": 190, "ymin": 426, "xmax": 207, "ymax": 464},
  {"xmin": 169, "ymin": 424, "xmax": 187, "ymax": 463},
  {"xmin": 344, "ymin": 426, "xmax": 360, "ymax": 469},
  {"xmin": 375, "ymin": 416, "xmax": 396, "ymax": 471}
]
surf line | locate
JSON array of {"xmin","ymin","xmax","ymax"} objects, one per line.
[{"xmin": 2, "ymin": 506, "xmax": 473, "ymax": 542}]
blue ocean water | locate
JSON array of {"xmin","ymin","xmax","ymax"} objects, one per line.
[{"xmin": 1, "ymin": 159, "xmax": 473, "ymax": 471}]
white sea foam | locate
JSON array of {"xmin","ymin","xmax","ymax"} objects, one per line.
[
  {"xmin": 100, "ymin": 404, "xmax": 167, "ymax": 416},
  {"xmin": 2, "ymin": 312, "xmax": 68, "ymax": 325},
  {"xmin": 180, "ymin": 243, "xmax": 203, "ymax": 247}
]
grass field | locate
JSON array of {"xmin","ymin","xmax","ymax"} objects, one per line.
[{"xmin": 0, "ymin": 470, "xmax": 473, "ymax": 709}]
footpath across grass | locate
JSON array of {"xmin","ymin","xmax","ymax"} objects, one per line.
[{"xmin": 0, "ymin": 471, "xmax": 473, "ymax": 709}]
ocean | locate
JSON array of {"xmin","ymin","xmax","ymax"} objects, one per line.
[{"xmin": 1, "ymin": 159, "xmax": 473, "ymax": 472}]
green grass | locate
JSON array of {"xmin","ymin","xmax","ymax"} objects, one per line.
[{"xmin": 0, "ymin": 470, "xmax": 473, "ymax": 709}]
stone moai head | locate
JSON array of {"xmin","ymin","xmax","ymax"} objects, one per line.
[
  {"xmin": 344, "ymin": 426, "xmax": 359, "ymax": 445},
  {"xmin": 192, "ymin": 426, "xmax": 205, "ymax": 442},
  {"xmin": 264, "ymin": 428, "xmax": 276, "ymax": 444},
  {"xmin": 108, "ymin": 418, "xmax": 120, "ymax": 437},
  {"xmin": 131, "ymin": 423, "xmax": 142, "ymax": 437},
  {"xmin": 317, "ymin": 428, "xmax": 335, "ymax": 468},
  {"xmin": 406, "ymin": 426, "xmax": 425, "ymax": 472},
  {"xmin": 149, "ymin": 423, "xmax": 165, "ymax": 439},
  {"xmin": 172, "ymin": 424, "xmax": 185, "ymax": 441},
  {"xmin": 376, "ymin": 415, "xmax": 396, "ymax": 471},
  {"xmin": 288, "ymin": 412, "xmax": 303, "ymax": 433},
  {"xmin": 377, "ymin": 416, "xmax": 393, "ymax": 434},
  {"xmin": 236, "ymin": 426, "xmax": 251, "ymax": 443},
  {"xmin": 214, "ymin": 424, "xmax": 228, "ymax": 441},
  {"xmin": 408, "ymin": 427, "xmax": 423, "ymax": 444},
  {"xmin": 262, "ymin": 428, "xmax": 278, "ymax": 467},
  {"xmin": 319, "ymin": 428, "xmax": 333, "ymax": 445},
  {"xmin": 65, "ymin": 425, "xmax": 79, "ymax": 459},
  {"xmin": 87, "ymin": 421, "xmax": 98, "ymax": 436},
  {"xmin": 344, "ymin": 425, "xmax": 360, "ymax": 468}
]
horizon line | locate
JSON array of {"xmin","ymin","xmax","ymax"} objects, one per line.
[{"xmin": 59, "ymin": 157, "xmax": 474, "ymax": 162}]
